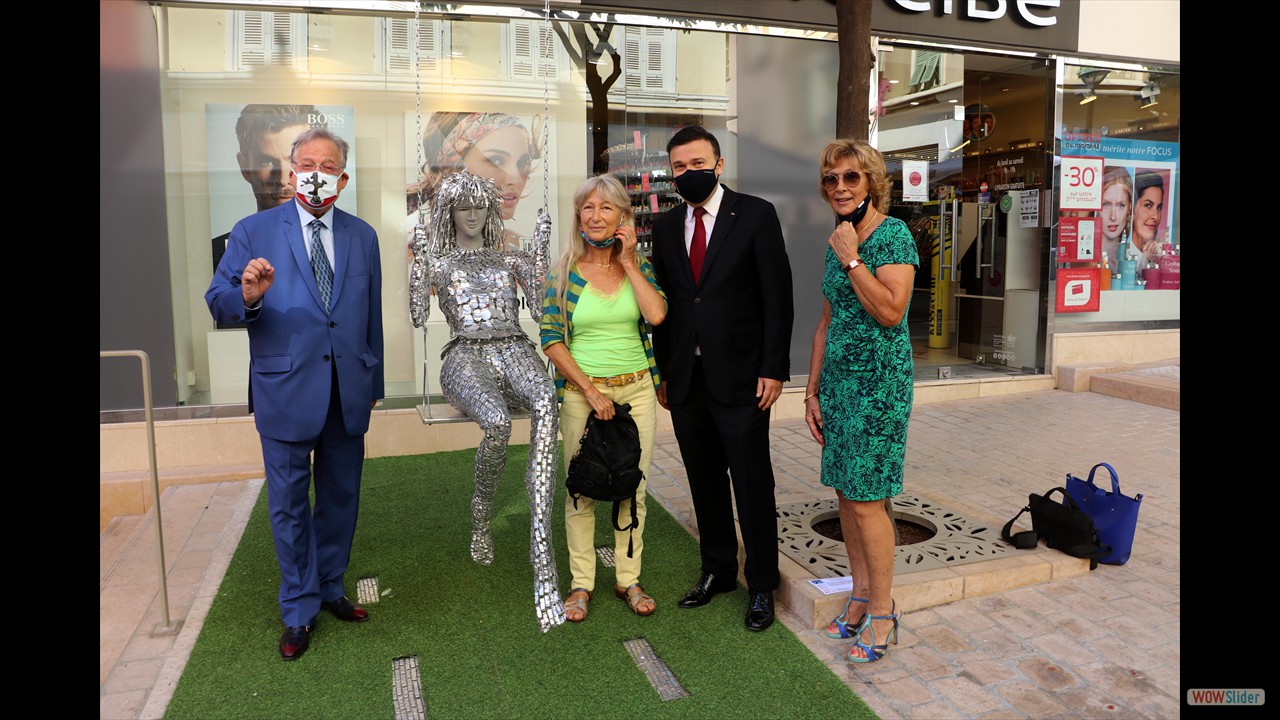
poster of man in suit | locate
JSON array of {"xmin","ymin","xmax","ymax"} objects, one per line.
[{"xmin": 207, "ymin": 103, "xmax": 358, "ymax": 270}]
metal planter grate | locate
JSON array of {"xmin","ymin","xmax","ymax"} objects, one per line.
[{"xmin": 776, "ymin": 493, "xmax": 1016, "ymax": 576}]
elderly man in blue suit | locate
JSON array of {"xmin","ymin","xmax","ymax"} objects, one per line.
[{"xmin": 206, "ymin": 127, "xmax": 384, "ymax": 661}]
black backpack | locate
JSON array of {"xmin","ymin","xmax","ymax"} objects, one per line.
[{"xmin": 565, "ymin": 401, "xmax": 644, "ymax": 557}]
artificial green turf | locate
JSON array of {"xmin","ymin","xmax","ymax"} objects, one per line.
[{"xmin": 164, "ymin": 446, "xmax": 878, "ymax": 720}]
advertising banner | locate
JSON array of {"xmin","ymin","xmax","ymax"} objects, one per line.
[
  {"xmin": 403, "ymin": 109, "xmax": 556, "ymax": 255},
  {"xmin": 1060, "ymin": 134, "xmax": 1178, "ymax": 269},
  {"xmin": 1056, "ymin": 266, "xmax": 1101, "ymax": 313},
  {"xmin": 1058, "ymin": 216, "xmax": 1099, "ymax": 262},
  {"xmin": 902, "ymin": 160, "xmax": 929, "ymax": 202},
  {"xmin": 206, "ymin": 104, "xmax": 357, "ymax": 271}
]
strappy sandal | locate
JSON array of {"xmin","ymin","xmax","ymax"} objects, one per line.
[
  {"xmin": 847, "ymin": 600, "xmax": 902, "ymax": 663},
  {"xmin": 614, "ymin": 583, "xmax": 656, "ymax": 616},
  {"xmin": 564, "ymin": 588, "xmax": 591, "ymax": 623},
  {"xmin": 825, "ymin": 595, "xmax": 869, "ymax": 639}
]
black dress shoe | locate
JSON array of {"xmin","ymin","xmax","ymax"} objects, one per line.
[
  {"xmin": 279, "ymin": 625, "xmax": 311, "ymax": 660},
  {"xmin": 321, "ymin": 596, "xmax": 369, "ymax": 622},
  {"xmin": 677, "ymin": 573, "xmax": 737, "ymax": 609},
  {"xmin": 745, "ymin": 590, "xmax": 775, "ymax": 632}
]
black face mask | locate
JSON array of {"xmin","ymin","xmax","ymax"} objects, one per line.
[
  {"xmin": 673, "ymin": 168, "xmax": 719, "ymax": 205},
  {"xmin": 836, "ymin": 196, "xmax": 871, "ymax": 227}
]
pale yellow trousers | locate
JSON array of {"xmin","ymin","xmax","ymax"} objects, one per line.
[{"xmin": 560, "ymin": 378, "xmax": 657, "ymax": 592}]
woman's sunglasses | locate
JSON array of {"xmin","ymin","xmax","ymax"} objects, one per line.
[{"xmin": 821, "ymin": 170, "xmax": 862, "ymax": 191}]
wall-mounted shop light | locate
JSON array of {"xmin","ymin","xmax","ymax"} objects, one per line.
[
  {"xmin": 1138, "ymin": 82, "xmax": 1160, "ymax": 109},
  {"xmin": 1077, "ymin": 67, "xmax": 1110, "ymax": 87}
]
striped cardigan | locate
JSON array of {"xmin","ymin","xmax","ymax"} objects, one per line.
[{"xmin": 540, "ymin": 259, "xmax": 665, "ymax": 403}]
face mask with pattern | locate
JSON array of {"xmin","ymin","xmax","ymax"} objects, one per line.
[{"xmin": 295, "ymin": 169, "xmax": 342, "ymax": 209}]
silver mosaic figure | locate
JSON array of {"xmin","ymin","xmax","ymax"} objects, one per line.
[{"xmin": 409, "ymin": 170, "xmax": 564, "ymax": 632}]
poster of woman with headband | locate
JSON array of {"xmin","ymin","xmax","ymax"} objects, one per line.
[{"xmin": 404, "ymin": 110, "xmax": 555, "ymax": 254}]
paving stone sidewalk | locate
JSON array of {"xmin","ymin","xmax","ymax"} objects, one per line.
[
  {"xmin": 646, "ymin": 389, "xmax": 1180, "ymax": 719},
  {"xmin": 102, "ymin": 387, "xmax": 1180, "ymax": 719}
]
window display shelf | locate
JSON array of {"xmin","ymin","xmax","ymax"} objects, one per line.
[{"xmin": 606, "ymin": 142, "xmax": 679, "ymax": 258}]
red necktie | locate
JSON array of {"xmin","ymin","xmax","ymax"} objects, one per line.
[{"xmin": 689, "ymin": 206, "xmax": 707, "ymax": 285}]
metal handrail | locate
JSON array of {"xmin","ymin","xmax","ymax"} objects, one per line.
[{"xmin": 100, "ymin": 350, "xmax": 181, "ymax": 636}]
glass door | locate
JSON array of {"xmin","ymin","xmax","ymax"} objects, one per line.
[{"xmin": 877, "ymin": 48, "xmax": 1051, "ymax": 381}]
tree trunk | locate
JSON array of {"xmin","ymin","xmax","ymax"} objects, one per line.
[
  {"xmin": 550, "ymin": 19, "xmax": 622, "ymax": 173},
  {"xmin": 835, "ymin": 0, "xmax": 873, "ymax": 140},
  {"xmin": 586, "ymin": 46, "xmax": 622, "ymax": 174}
]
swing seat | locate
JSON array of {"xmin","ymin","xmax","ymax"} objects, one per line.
[
  {"xmin": 417, "ymin": 403, "xmax": 534, "ymax": 425},
  {"xmin": 416, "ymin": 400, "xmax": 469, "ymax": 425}
]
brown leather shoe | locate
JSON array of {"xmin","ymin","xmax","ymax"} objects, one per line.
[
  {"xmin": 279, "ymin": 625, "xmax": 312, "ymax": 660},
  {"xmin": 321, "ymin": 596, "xmax": 369, "ymax": 622}
]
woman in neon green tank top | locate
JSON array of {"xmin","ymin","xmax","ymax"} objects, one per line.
[{"xmin": 541, "ymin": 175, "xmax": 667, "ymax": 622}]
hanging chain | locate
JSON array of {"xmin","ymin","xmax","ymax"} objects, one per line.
[
  {"xmin": 540, "ymin": 0, "xmax": 551, "ymax": 212},
  {"xmin": 414, "ymin": 2, "xmax": 427, "ymax": 226},
  {"xmin": 413, "ymin": 1, "xmax": 432, "ymax": 416}
]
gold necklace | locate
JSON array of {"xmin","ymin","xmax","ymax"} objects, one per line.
[
  {"xmin": 587, "ymin": 259, "xmax": 611, "ymax": 269},
  {"xmin": 856, "ymin": 208, "xmax": 879, "ymax": 236}
]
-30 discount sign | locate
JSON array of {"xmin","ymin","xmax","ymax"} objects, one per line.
[{"xmin": 1059, "ymin": 155, "xmax": 1103, "ymax": 211}]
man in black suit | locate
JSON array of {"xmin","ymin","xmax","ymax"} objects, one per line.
[{"xmin": 650, "ymin": 125, "xmax": 794, "ymax": 632}]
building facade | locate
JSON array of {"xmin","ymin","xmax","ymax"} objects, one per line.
[{"xmin": 101, "ymin": 0, "xmax": 1179, "ymax": 416}]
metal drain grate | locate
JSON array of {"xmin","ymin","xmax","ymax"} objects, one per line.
[
  {"xmin": 623, "ymin": 638, "xmax": 688, "ymax": 701},
  {"xmin": 392, "ymin": 656, "xmax": 427, "ymax": 720},
  {"xmin": 357, "ymin": 576, "xmax": 380, "ymax": 605},
  {"xmin": 776, "ymin": 493, "xmax": 1016, "ymax": 577},
  {"xmin": 595, "ymin": 546, "xmax": 616, "ymax": 567}
]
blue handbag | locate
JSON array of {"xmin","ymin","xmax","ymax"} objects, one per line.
[{"xmin": 1064, "ymin": 463, "xmax": 1143, "ymax": 565}]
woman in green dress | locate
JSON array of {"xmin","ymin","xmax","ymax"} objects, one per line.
[{"xmin": 802, "ymin": 139, "xmax": 918, "ymax": 663}]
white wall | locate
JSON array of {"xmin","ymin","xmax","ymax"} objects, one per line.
[{"xmin": 1077, "ymin": 0, "xmax": 1179, "ymax": 64}]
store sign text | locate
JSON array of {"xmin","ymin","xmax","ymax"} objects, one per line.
[{"xmin": 889, "ymin": 0, "xmax": 1060, "ymax": 28}]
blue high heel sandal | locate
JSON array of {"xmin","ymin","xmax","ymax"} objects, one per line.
[
  {"xmin": 847, "ymin": 601, "xmax": 901, "ymax": 663},
  {"xmin": 825, "ymin": 595, "xmax": 869, "ymax": 639}
]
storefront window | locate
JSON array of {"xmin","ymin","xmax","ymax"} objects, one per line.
[
  {"xmin": 1055, "ymin": 64, "xmax": 1180, "ymax": 327},
  {"xmin": 155, "ymin": 4, "xmax": 750, "ymax": 409},
  {"xmin": 118, "ymin": 3, "xmax": 1176, "ymax": 413}
]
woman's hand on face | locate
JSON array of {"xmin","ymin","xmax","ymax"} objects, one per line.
[
  {"xmin": 616, "ymin": 224, "xmax": 638, "ymax": 268},
  {"xmin": 588, "ymin": 388, "xmax": 615, "ymax": 420},
  {"xmin": 829, "ymin": 221, "xmax": 860, "ymax": 268}
]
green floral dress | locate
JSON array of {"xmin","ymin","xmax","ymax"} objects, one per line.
[{"xmin": 818, "ymin": 216, "xmax": 919, "ymax": 501}]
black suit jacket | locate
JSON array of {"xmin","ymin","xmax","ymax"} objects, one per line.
[{"xmin": 651, "ymin": 186, "xmax": 794, "ymax": 406}]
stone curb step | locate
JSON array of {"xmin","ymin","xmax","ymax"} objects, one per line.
[{"xmin": 99, "ymin": 464, "xmax": 265, "ymax": 531}]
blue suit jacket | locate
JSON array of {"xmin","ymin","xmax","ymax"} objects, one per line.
[{"xmin": 206, "ymin": 201, "xmax": 384, "ymax": 442}]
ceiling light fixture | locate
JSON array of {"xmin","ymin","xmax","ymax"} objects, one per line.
[
  {"xmin": 1077, "ymin": 67, "xmax": 1111, "ymax": 87},
  {"xmin": 1137, "ymin": 81, "xmax": 1160, "ymax": 109},
  {"xmin": 1079, "ymin": 90, "xmax": 1097, "ymax": 105}
]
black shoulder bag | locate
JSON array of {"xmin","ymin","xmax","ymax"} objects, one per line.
[{"xmin": 1002, "ymin": 487, "xmax": 1111, "ymax": 570}]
